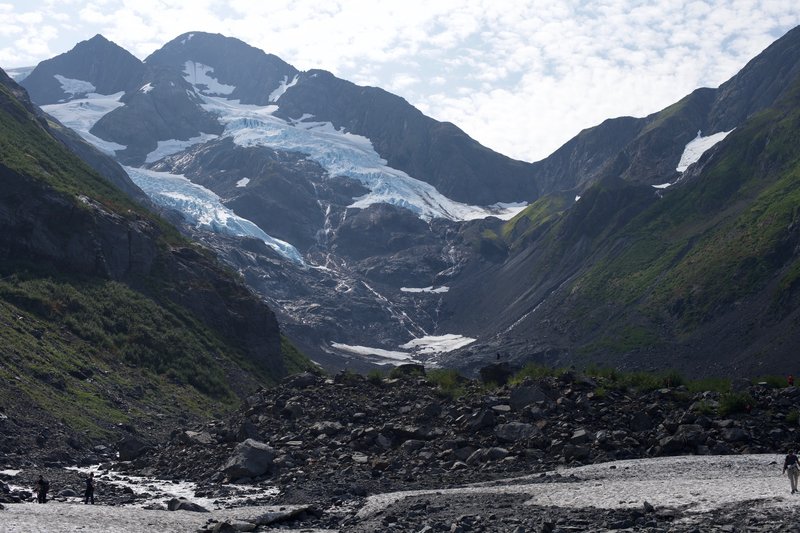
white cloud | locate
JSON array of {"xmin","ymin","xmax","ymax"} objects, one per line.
[{"xmin": 0, "ymin": 0, "xmax": 799, "ymax": 162}]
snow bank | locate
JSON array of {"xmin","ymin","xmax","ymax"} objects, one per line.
[
  {"xmin": 330, "ymin": 342, "xmax": 417, "ymax": 365},
  {"xmin": 400, "ymin": 286, "xmax": 449, "ymax": 293},
  {"xmin": 183, "ymin": 61, "xmax": 235, "ymax": 96},
  {"xmin": 269, "ymin": 74, "xmax": 299, "ymax": 102},
  {"xmin": 400, "ymin": 334, "xmax": 475, "ymax": 354},
  {"xmin": 54, "ymin": 75, "xmax": 96, "ymax": 97},
  {"xmin": 677, "ymin": 130, "xmax": 734, "ymax": 172},
  {"xmin": 144, "ymin": 133, "xmax": 219, "ymax": 163}
]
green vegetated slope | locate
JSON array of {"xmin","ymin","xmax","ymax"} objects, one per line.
[
  {"xmin": 495, "ymin": 77, "xmax": 800, "ymax": 374},
  {"xmin": 0, "ymin": 75, "xmax": 313, "ymax": 448}
]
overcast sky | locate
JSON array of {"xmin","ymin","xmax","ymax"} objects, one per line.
[{"xmin": 1, "ymin": 1, "xmax": 799, "ymax": 162}]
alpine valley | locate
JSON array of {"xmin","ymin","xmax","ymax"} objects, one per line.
[
  {"xmin": 3, "ymin": 22, "xmax": 800, "ymax": 532},
  {"xmin": 13, "ymin": 27, "xmax": 800, "ymax": 378}
]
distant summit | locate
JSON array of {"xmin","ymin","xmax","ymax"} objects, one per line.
[
  {"xmin": 22, "ymin": 34, "xmax": 144, "ymax": 104},
  {"xmin": 145, "ymin": 31, "xmax": 299, "ymax": 106}
]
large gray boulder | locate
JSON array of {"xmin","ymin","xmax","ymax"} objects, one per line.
[
  {"xmin": 117, "ymin": 435, "xmax": 150, "ymax": 461},
  {"xmin": 221, "ymin": 439, "xmax": 276, "ymax": 480},
  {"xmin": 167, "ymin": 497, "xmax": 209, "ymax": 512},
  {"xmin": 509, "ymin": 385, "xmax": 549, "ymax": 411},
  {"xmin": 495, "ymin": 422, "xmax": 538, "ymax": 443}
]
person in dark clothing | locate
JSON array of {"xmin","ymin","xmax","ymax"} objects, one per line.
[
  {"xmin": 35, "ymin": 475, "xmax": 49, "ymax": 503},
  {"xmin": 84, "ymin": 472, "xmax": 95, "ymax": 504},
  {"xmin": 784, "ymin": 450, "xmax": 799, "ymax": 493}
]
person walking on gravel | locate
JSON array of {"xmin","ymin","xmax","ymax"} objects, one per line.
[
  {"xmin": 783, "ymin": 450, "xmax": 799, "ymax": 493},
  {"xmin": 84, "ymin": 472, "xmax": 95, "ymax": 504},
  {"xmin": 35, "ymin": 475, "xmax": 49, "ymax": 504}
]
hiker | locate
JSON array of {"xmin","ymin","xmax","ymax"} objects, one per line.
[
  {"xmin": 783, "ymin": 450, "xmax": 800, "ymax": 493},
  {"xmin": 84, "ymin": 472, "xmax": 95, "ymax": 504},
  {"xmin": 35, "ymin": 475, "xmax": 49, "ymax": 503},
  {"xmin": 789, "ymin": 375, "xmax": 795, "ymax": 387}
]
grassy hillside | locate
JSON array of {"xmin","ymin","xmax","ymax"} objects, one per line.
[
  {"xmin": 484, "ymin": 78, "xmax": 800, "ymax": 375},
  {"xmin": 0, "ymin": 73, "xmax": 313, "ymax": 453}
]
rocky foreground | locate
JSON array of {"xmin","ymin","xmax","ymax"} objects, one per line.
[{"xmin": 3, "ymin": 366, "xmax": 800, "ymax": 531}]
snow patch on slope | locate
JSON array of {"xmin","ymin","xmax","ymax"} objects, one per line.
[
  {"xmin": 330, "ymin": 343, "xmax": 417, "ymax": 365},
  {"xmin": 183, "ymin": 61, "xmax": 235, "ymax": 96},
  {"xmin": 145, "ymin": 133, "xmax": 219, "ymax": 163},
  {"xmin": 269, "ymin": 75, "xmax": 299, "ymax": 102},
  {"xmin": 401, "ymin": 286, "xmax": 449, "ymax": 294},
  {"xmin": 677, "ymin": 130, "xmax": 734, "ymax": 172},
  {"xmin": 124, "ymin": 166, "xmax": 304, "ymax": 264},
  {"xmin": 401, "ymin": 334, "xmax": 476, "ymax": 354},
  {"xmin": 42, "ymin": 92, "xmax": 127, "ymax": 155},
  {"xmin": 54, "ymin": 74, "xmax": 96, "ymax": 98},
  {"xmin": 200, "ymin": 95, "xmax": 527, "ymax": 222},
  {"xmin": 329, "ymin": 333, "xmax": 476, "ymax": 366},
  {"xmin": 236, "ymin": 178, "xmax": 250, "ymax": 188}
]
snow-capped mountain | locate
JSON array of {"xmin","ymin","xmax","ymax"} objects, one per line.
[
  {"xmin": 19, "ymin": 26, "xmax": 800, "ymax": 377},
  {"xmin": 22, "ymin": 32, "xmax": 536, "ymax": 369}
]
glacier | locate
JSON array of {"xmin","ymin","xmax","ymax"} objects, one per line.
[
  {"xmin": 42, "ymin": 70, "xmax": 531, "ymax": 268},
  {"xmin": 124, "ymin": 166, "xmax": 305, "ymax": 265},
  {"xmin": 200, "ymin": 95, "xmax": 527, "ymax": 222},
  {"xmin": 42, "ymin": 92, "xmax": 127, "ymax": 155},
  {"xmin": 42, "ymin": 92, "xmax": 304, "ymax": 264}
]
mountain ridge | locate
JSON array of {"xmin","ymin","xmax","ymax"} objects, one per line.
[{"xmin": 440, "ymin": 62, "xmax": 800, "ymax": 377}]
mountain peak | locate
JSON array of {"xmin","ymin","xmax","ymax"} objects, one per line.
[
  {"xmin": 86, "ymin": 33, "xmax": 112, "ymax": 44},
  {"xmin": 21, "ymin": 33, "xmax": 143, "ymax": 105},
  {"xmin": 145, "ymin": 31, "xmax": 298, "ymax": 106}
]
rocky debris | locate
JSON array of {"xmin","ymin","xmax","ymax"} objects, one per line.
[
  {"xmin": 343, "ymin": 493, "xmax": 679, "ymax": 533},
  {"xmin": 0, "ymin": 479, "xmax": 28, "ymax": 504},
  {"xmin": 195, "ymin": 505, "xmax": 321, "ymax": 532},
  {"xmin": 0, "ymin": 467, "xmax": 140, "ymax": 506},
  {"xmin": 167, "ymin": 497, "xmax": 209, "ymax": 512},
  {"xmin": 4, "ymin": 369, "xmax": 800, "ymax": 530},
  {"xmin": 123, "ymin": 369, "xmax": 800, "ymax": 523}
]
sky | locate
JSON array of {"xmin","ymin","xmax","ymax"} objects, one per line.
[{"xmin": 1, "ymin": 1, "xmax": 800, "ymax": 163}]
